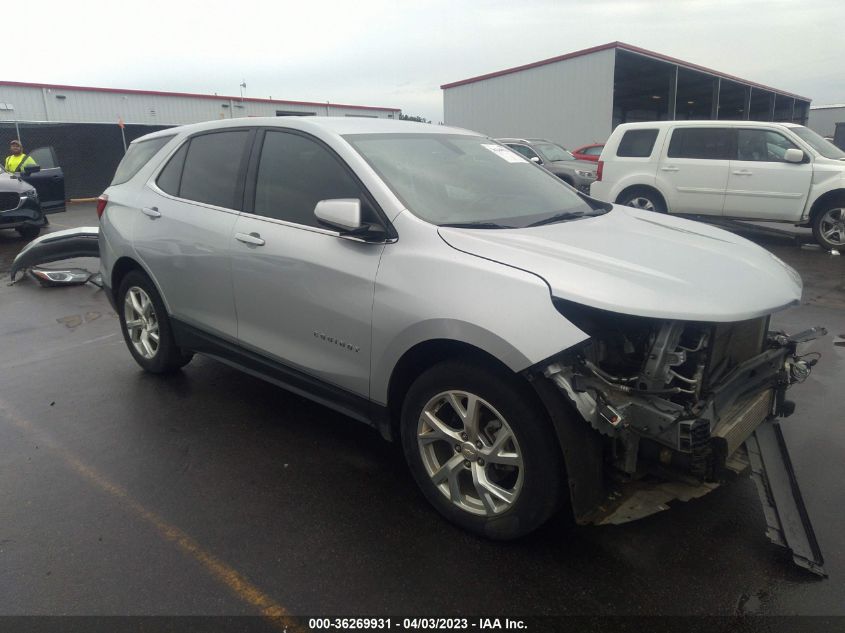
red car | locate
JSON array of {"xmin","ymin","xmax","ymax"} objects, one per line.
[{"xmin": 571, "ymin": 143, "xmax": 604, "ymax": 162}]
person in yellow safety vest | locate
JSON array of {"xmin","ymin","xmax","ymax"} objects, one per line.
[{"xmin": 4, "ymin": 139, "xmax": 37, "ymax": 173}]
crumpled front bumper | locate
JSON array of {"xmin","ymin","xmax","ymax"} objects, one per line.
[
  {"xmin": 9, "ymin": 226, "xmax": 100, "ymax": 282},
  {"xmin": 536, "ymin": 326, "xmax": 827, "ymax": 576}
]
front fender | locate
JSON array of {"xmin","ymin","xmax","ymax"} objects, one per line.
[{"xmin": 369, "ymin": 212, "xmax": 589, "ymax": 403}]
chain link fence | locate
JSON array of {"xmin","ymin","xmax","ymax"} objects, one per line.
[{"xmin": 0, "ymin": 121, "xmax": 173, "ymax": 199}]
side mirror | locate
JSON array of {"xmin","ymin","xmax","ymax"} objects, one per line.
[
  {"xmin": 784, "ymin": 148, "xmax": 805, "ymax": 163},
  {"xmin": 23, "ymin": 165, "xmax": 41, "ymax": 175},
  {"xmin": 530, "ymin": 156, "xmax": 542, "ymax": 164},
  {"xmin": 314, "ymin": 198, "xmax": 363, "ymax": 232}
]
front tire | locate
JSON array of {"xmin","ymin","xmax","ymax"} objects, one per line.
[
  {"xmin": 619, "ymin": 188, "xmax": 667, "ymax": 213},
  {"xmin": 812, "ymin": 206, "xmax": 845, "ymax": 251},
  {"xmin": 117, "ymin": 270, "xmax": 193, "ymax": 373},
  {"xmin": 16, "ymin": 225, "xmax": 40, "ymax": 240},
  {"xmin": 400, "ymin": 360, "xmax": 562, "ymax": 540}
]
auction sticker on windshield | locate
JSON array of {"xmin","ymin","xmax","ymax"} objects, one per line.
[{"xmin": 482, "ymin": 143, "xmax": 527, "ymax": 163}]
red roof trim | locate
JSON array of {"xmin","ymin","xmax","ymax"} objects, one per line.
[
  {"xmin": 0, "ymin": 80, "xmax": 401, "ymax": 112},
  {"xmin": 440, "ymin": 41, "xmax": 811, "ymax": 101}
]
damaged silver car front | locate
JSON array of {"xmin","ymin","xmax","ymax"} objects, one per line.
[{"xmin": 536, "ymin": 301, "xmax": 826, "ymax": 576}]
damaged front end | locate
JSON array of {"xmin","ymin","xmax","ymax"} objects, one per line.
[{"xmin": 538, "ymin": 299, "xmax": 826, "ymax": 576}]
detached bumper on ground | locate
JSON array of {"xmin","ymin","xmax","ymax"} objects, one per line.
[{"xmin": 9, "ymin": 226, "xmax": 100, "ymax": 282}]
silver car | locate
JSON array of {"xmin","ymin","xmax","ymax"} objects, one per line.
[
  {"xmin": 497, "ymin": 138, "xmax": 596, "ymax": 193},
  {"xmin": 98, "ymin": 117, "xmax": 824, "ymax": 571}
]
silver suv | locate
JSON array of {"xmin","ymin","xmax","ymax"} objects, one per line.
[
  {"xmin": 99, "ymin": 117, "xmax": 823, "ymax": 568},
  {"xmin": 497, "ymin": 138, "xmax": 596, "ymax": 193}
]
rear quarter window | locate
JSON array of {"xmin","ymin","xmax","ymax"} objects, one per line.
[
  {"xmin": 616, "ymin": 130, "xmax": 658, "ymax": 157},
  {"xmin": 110, "ymin": 135, "xmax": 175, "ymax": 185}
]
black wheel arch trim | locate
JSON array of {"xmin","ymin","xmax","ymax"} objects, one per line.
[
  {"xmin": 616, "ymin": 184, "xmax": 667, "ymax": 208},
  {"xmin": 530, "ymin": 376, "xmax": 607, "ymax": 524}
]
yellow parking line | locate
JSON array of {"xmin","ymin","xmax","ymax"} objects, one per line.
[{"xmin": 0, "ymin": 398, "xmax": 304, "ymax": 632}]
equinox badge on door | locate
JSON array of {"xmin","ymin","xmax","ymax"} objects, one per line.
[{"xmin": 313, "ymin": 331, "xmax": 360, "ymax": 353}]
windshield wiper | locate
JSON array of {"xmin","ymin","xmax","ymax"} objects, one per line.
[
  {"xmin": 526, "ymin": 211, "xmax": 587, "ymax": 227},
  {"xmin": 439, "ymin": 221, "xmax": 514, "ymax": 229}
]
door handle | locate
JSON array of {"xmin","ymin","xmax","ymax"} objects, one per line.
[
  {"xmin": 732, "ymin": 170, "xmax": 753, "ymax": 176},
  {"xmin": 142, "ymin": 206, "xmax": 161, "ymax": 218},
  {"xmin": 660, "ymin": 166, "xmax": 680, "ymax": 172},
  {"xmin": 235, "ymin": 232, "xmax": 265, "ymax": 246}
]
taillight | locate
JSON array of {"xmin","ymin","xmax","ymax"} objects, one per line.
[
  {"xmin": 596, "ymin": 160, "xmax": 604, "ymax": 182},
  {"xmin": 96, "ymin": 194, "xmax": 108, "ymax": 219}
]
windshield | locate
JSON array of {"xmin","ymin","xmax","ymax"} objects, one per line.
[
  {"xmin": 344, "ymin": 133, "xmax": 595, "ymax": 227},
  {"xmin": 534, "ymin": 142, "xmax": 575, "ymax": 162},
  {"xmin": 790, "ymin": 126, "xmax": 845, "ymax": 160}
]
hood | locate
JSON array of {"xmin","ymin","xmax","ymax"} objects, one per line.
[
  {"xmin": 0, "ymin": 171, "xmax": 29, "ymax": 193},
  {"xmin": 437, "ymin": 206, "xmax": 802, "ymax": 322}
]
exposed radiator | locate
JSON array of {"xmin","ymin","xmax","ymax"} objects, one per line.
[{"xmin": 711, "ymin": 389, "xmax": 774, "ymax": 458}]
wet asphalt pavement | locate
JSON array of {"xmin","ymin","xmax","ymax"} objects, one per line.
[{"xmin": 0, "ymin": 205, "xmax": 844, "ymax": 624}]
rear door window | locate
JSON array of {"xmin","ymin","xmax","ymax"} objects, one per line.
[
  {"xmin": 616, "ymin": 130, "xmax": 658, "ymax": 157},
  {"xmin": 667, "ymin": 128, "xmax": 733, "ymax": 160},
  {"xmin": 111, "ymin": 135, "xmax": 175, "ymax": 185},
  {"xmin": 179, "ymin": 130, "xmax": 251, "ymax": 209}
]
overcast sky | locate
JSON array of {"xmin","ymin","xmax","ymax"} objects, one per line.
[{"xmin": 14, "ymin": 0, "xmax": 845, "ymax": 122}]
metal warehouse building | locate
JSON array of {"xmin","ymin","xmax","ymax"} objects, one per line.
[
  {"xmin": 442, "ymin": 42, "xmax": 811, "ymax": 149},
  {"xmin": 808, "ymin": 104, "xmax": 845, "ymax": 143},
  {"xmin": 0, "ymin": 80, "xmax": 400, "ymax": 197}
]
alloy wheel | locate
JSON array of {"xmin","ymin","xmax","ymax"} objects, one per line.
[
  {"xmin": 124, "ymin": 286, "xmax": 160, "ymax": 360},
  {"xmin": 627, "ymin": 196, "xmax": 656, "ymax": 211},
  {"xmin": 819, "ymin": 208, "xmax": 845, "ymax": 247},
  {"xmin": 417, "ymin": 390, "xmax": 524, "ymax": 516}
]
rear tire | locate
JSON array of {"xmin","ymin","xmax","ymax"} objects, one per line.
[
  {"xmin": 16, "ymin": 225, "xmax": 40, "ymax": 240},
  {"xmin": 400, "ymin": 360, "xmax": 562, "ymax": 540},
  {"xmin": 619, "ymin": 187, "xmax": 667, "ymax": 214},
  {"xmin": 811, "ymin": 205, "xmax": 845, "ymax": 251},
  {"xmin": 117, "ymin": 270, "xmax": 193, "ymax": 374}
]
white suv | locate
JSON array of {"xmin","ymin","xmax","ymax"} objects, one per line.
[{"xmin": 590, "ymin": 120, "xmax": 845, "ymax": 250}]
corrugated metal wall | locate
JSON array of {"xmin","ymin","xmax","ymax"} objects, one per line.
[
  {"xmin": 808, "ymin": 106, "xmax": 845, "ymax": 138},
  {"xmin": 0, "ymin": 84, "xmax": 397, "ymax": 126},
  {"xmin": 443, "ymin": 48, "xmax": 615, "ymax": 149}
]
